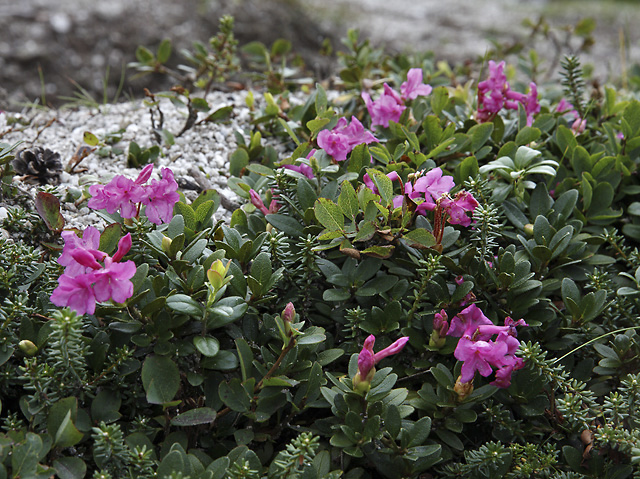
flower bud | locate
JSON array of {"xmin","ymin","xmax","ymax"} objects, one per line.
[
  {"xmin": 454, "ymin": 375, "xmax": 474, "ymax": 401},
  {"xmin": 524, "ymin": 223, "xmax": 534, "ymax": 236},
  {"xmin": 282, "ymin": 302, "xmax": 295, "ymax": 338},
  {"xmin": 207, "ymin": 259, "xmax": 231, "ymax": 293},
  {"xmin": 19, "ymin": 339, "xmax": 38, "ymax": 356},
  {"xmin": 161, "ymin": 236, "xmax": 173, "ymax": 254}
]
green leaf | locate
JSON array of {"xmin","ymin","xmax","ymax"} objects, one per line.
[
  {"xmin": 515, "ymin": 126, "xmax": 541, "ymax": 146},
  {"xmin": 403, "ymin": 229, "xmax": 436, "ymax": 248},
  {"xmin": 135, "ymin": 45, "xmax": 155, "ymax": 63},
  {"xmin": 35, "ymin": 192, "xmax": 65, "ymax": 232},
  {"xmin": 194, "ymin": 200, "xmax": 217, "ymax": 226},
  {"xmin": 314, "ymin": 198, "xmax": 345, "ymax": 231},
  {"xmin": 235, "ymin": 338, "xmax": 253, "ymax": 383},
  {"xmin": 431, "ymin": 86, "xmax": 449, "ymax": 116},
  {"xmin": 83, "ymin": 131, "xmax": 99, "ymax": 146},
  {"xmin": 194, "ymin": 336, "xmax": 220, "ymax": 357},
  {"xmin": 250, "ymin": 252, "xmax": 272, "ymax": 286},
  {"xmin": 307, "ymin": 118, "xmax": 331, "ymax": 134},
  {"xmin": 174, "ymin": 202, "xmax": 197, "ymax": 231},
  {"xmin": 366, "ymin": 168, "xmax": 394, "ymax": 207},
  {"xmin": 12, "ymin": 433, "xmax": 44, "ymax": 478},
  {"xmin": 142, "ymin": 355, "xmax": 181, "ymax": 404},
  {"xmin": 91, "ymin": 389, "xmax": 121, "ymax": 424},
  {"xmin": 348, "ymin": 143, "xmax": 370, "ymax": 173},
  {"xmin": 229, "ymin": 148, "xmax": 249, "ymax": 177},
  {"xmin": 171, "ymin": 407, "xmax": 217, "ymax": 426},
  {"xmin": 54, "ymin": 410, "xmax": 84, "ymax": 448},
  {"xmin": 54, "ymin": 457, "xmax": 86, "ymax": 479},
  {"xmin": 157, "ymin": 38, "xmax": 172, "ymax": 63},
  {"xmin": 338, "ymin": 180, "xmax": 359, "ymax": 219},
  {"xmin": 385, "ymin": 404, "xmax": 401, "ymax": 439},
  {"xmin": 315, "ymin": 83, "xmax": 328, "ymax": 113},
  {"xmin": 468, "ymin": 122, "xmax": 494, "ymax": 152},
  {"xmin": 99, "ymin": 223, "xmax": 123, "ymax": 255},
  {"xmin": 265, "ymin": 213, "xmax": 303, "ymax": 237},
  {"xmin": 277, "ymin": 118, "xmax": 300, "ymax": 146},
  {"xmin": 219, "ymin": 378, "xmax": 252, "ymax": 412},
  {"xmin": 204, "ymin": 105, "xmax": 234, "ymax": 123},
  {"xmin": 166, "ymin": 294, "xmax": 204, "ymax": 317}
]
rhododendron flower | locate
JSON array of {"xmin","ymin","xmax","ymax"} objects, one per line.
[
  {"xmin": 51, "ymin": 228, "xmax": 136, "ymax": 315},
  {"xmin": 477, "ymin": 60, "xmax": 540, "ymax": 125},
  {"xmin": 401, "ymin": 68, "xmax": 432, "ymax": 101},
  {"xmin": 455, "ymin": 336, "xmax": 508, "ymax": 383},
  {"xmin": 249, "ymin": 189, "xmax": 279, "ymax": 216},
  {"xmin": 353, "ymin": 335, "xmax": 409, "ymax": 393},
  {"xmin": 362, "ymin": 84, "xmax": 406, "ymax": 128},
  {"xmin": 88, "ymin": 165, "xmax": 179, "ymax": 224},
  {"xmin": 50, "ymin": 273, "xmax": 98, "ymax": 316},
  {"xmin": 58, "ymin": 226, "xmax": 104, "ymax": 276},
  {"xmin": 317, "ymin": 117, "xmax": 378, "ymax": 162},
  {"xmin": 440, "ymin": 191, "xmax": 479, "ymax": 227},
  {"xmin": 447, "ymin": 304, "xmax": 494, "ymax": 338},
  {"xmin": 91, "ymin": 257, "xmax": 137, "ymax": 303},
  {"xmin": 142, "ymin": 167, "xmax": 180, "ymax": 225},
  {"xmin": 282, "ymin": 163, "xmax": 314, "ymax": 179},
  {"xmin": 405, "ymin": 168, "xmax": 455, "ymax": 213}
]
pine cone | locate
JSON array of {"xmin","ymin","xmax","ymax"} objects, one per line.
[{"xmin": 12, "ymin": 147, "xmax": 62, "ymax": 185}]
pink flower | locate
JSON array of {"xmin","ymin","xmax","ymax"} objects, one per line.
[
  {"xmin": 58, "ymin": 226, "xmax": 104, "ymax": 276},
  {"xmin": 447, "ymin": 304, "xmax": 493, "ymax": 338},
  {"xmin": 440, "ymin": 191, "xmax": 479, "ymax": 227},
  {"xmin": 317, "ymin": 117, "xmax": 378, "ymax": 162},
  {"xmin": 455, "ymin": 336, "xmax": 508, "ymax": 383},
  {"xmin": 92, "ymin": 256, "xmax": 137, "ymax": 303},
  {"xmin": 51, "ymin": 228, "xmax": 137, "ymax": 315},
  {"xmin": 362, "ymin": 84, "xmax": 406, "ymax": 128},
  {"xmin": 282, "ymin": 163, "xmax": 314, "ymax": 179},
  {"xmin": 405, "ymin": 168, "xmax": 455, "ymax": 213},
  {"xmin": 50, "ymin": 273, "xmax": 98, "ymax": 316},
  {"xmin": 249, "ymin": 189, "xmax": 279, "ymax": 216},
  {"xmin": 141, "ymin": 167, "xmax": 180, "ymax": 224},
  {"xmin": 89, "ymin": 176, "xmax": 145, "ymax": 218},
  {"xmin": 401, "ymin": 68, "xmax": 432, "ymax": 101},
  {"xmin": 317, "ymin": 128, "xmax": 351, "ymax": 162},
  {"xmin": 353, "ymin": 334, "xmax": 409, "ymax": 393}
]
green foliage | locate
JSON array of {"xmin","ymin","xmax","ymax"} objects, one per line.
[{"xmin": 6, "ymin": 15, "xmax": 640, "ymax": 479}]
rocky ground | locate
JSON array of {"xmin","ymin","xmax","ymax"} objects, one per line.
[{"xmin": 2, "ymin": 0, "xmax": 640, "ymax": 110}]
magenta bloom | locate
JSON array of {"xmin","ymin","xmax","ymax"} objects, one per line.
[
  {"xmin": 142, "ymin": 167, "xmax": 180, "ymax": 224},
  {"xmin": 455, "ymin": 336, "xmax": 508, "ymax": 383},
  {"xmin": 317, "ymin": 128, "xmax": 351, "ymax": 162},
  {"xmin": 317, "ymin": 116, "xmax": 378, "ymax": 162},
  {"xmin": 89, "ymin": 176, "xmax": 145, "ymax": 218},
  {"xmin": 249, "ymin": 189, "xmax": 279, "ymax": 216},
  {"xmin": 406, "ymin": 168, "xmax": 455, "ymax": 213},
  {"xmin": 354, "ymin": 334, "xmax": 409, "ymax": 390},
  {"xmin": 52, "ymin": 227, "xmax": 137, "ymax": 315},
  {"xmin": 447, "ymin": 304, "xmax": 493, "ymax": 338},
  {"xmin": 362, "ymin": 84, "xmax": 406, "ymax": 128},
  {"xmin": 401, "ymin": 68, "xmax": 432, "ymax": 101},
  {"xmin": 282, "ymin": 163, "xmax": 314, "ymax": 179},
  {"xmin": 58, "ymin": 226, "xmax": 104, "ymax": 276},
  {"xmin": 440, "ymin": 191, "xmax": 479, "ymax": 227},
  {"xmin": 92, "ymin": 257, "xmax": 137, "ymax": 303},
  {"xmin": 50, "ymin": 273, "xmax": 98, "ymax": 316}
]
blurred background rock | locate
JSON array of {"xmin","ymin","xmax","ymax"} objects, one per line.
[{"xmin": 1, "ymin": 0, "xmax": 638, "ymax": 110}]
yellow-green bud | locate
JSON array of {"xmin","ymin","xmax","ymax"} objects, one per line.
[
  {"xmin": 19, "ymin": 340, "xmax": 37, "ymax": 356},
  {"xmin": 524, "ymin": 224, "xmax": 534, "ymax": 236},
  {"xmin": 207, "ymin": 259, "xmax": 231, "ymax": 293},
  {"xmin": 161, "ymin": 236, "xmax": 173, "ymax": 254}
]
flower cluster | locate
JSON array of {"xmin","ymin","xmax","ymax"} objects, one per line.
[
  {"xmin": 50, "ymin": 227, "xmax": 136, "ymax": 315},
  {"xmin": 353, "ymin": 335, "xmax": 409, "ymax": 394},
  {"xmin": 439, "ymin": 304, "xmax": 527, "ymax": 388},
  {"xmin": 362, "ymin": 68, "xmax": 432, "ymax": 128},
  {"xmin": 317, "ymin": 116, "xmax": 378, "ymax": 162},
  {"xmin": 477, "ymin": 60, "xmax": 540, "ymax": 126},
  {"xmin": 88, "ymin": 164, "xmax": 179, "ymax": 225}
]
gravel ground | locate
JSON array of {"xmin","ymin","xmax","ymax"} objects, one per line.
[{"xmin": 0, "ymin": 90, "xmax": 264, "ymax": 229}]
